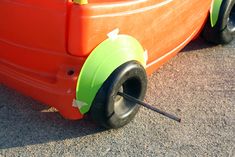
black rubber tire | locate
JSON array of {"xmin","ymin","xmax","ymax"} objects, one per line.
[
  {"xmin": 202, "ymin": 0, "xmax": 235, "ymax": 44},
  {"xmin": 89, "ymin": 61, "xmax": 147, "ymax": 129}
]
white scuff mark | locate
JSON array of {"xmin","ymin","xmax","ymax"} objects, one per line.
[
  {"xmin": 144, "ymin": 50, "xmax": 148, "ymax": 65},
  {"xmin": 107, "ymin": 28, "xmax": 119, "ymax": 40},
  {"xmin": 72, "ymin": 99, "xmax": 88, "ymax": 109},
  {"xmin": 67, "ymin": 88, "xmax": 72, "ymax": 94}
]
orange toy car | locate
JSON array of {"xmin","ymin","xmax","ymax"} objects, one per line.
[{"xmin": 0, "ymin": 0, "xmax": 234, "ymax": 128}]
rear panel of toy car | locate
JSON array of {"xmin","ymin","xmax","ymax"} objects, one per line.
[{"xmin": 0, "ymin": 0, "xmax": 86, "ymax": 119}]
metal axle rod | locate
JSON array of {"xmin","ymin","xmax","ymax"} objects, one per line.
[{"xmin": 117, "ymin": 92, "xmax": 181, "ymax": 123}]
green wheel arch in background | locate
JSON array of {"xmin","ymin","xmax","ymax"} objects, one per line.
[
  {"xmin": 76, "ymin": 35, "xmax": 146, "ymax": 114},
  {"xmin": 211, "ymin": 0, "xmax": 223, "ymax": 27}
]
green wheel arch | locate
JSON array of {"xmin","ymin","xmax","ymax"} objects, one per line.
[
  {"xmin": 76, "ymin": 35, "xmax": 146, "ymax": 114},
  {"xmin": 211, "ymin": 0, "xmax": 223, "ymax": 27}
]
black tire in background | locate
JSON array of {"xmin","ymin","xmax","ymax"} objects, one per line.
[
  {"xmin": 202, "ymin": 0, "xmax": 235, "ymax": 44},
  {"xmin": 89, "ymin": 61, "xmax": 147, "ymax": 129}
]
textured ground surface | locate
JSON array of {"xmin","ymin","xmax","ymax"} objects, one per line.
[{"xmin": 0, "ymin": 38, "xmax": 234, "ymax": 157}]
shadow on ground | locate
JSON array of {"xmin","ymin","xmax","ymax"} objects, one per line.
[
  {"xmin": 181, "ymin": 37, "xmax": 214, "ymax": 52},
  {"xmin": 0, "ymin": 85, "xmax": 106, "ymax": 149}
]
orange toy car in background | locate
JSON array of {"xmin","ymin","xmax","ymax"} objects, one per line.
[{"xmin": 0, "ymin": 0, "xmax": 234, "ymax": 128}]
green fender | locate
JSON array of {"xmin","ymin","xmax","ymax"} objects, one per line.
[
  {"xmin": 76, "ymin": 35, "xmax": 146, "ymax": 114},
  {"xmin": 210, "ymin": 0, "xmax": 223, "ymax": 27}
]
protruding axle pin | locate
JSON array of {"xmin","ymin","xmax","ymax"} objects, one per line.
[{"xmin": 118, "ymin": 92, "xmax": 181, "ymax": 123}]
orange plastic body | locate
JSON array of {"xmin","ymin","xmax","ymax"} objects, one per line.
[{"xmin": 0, "ymin": 0, "xmax": 212, "ymax": 120}]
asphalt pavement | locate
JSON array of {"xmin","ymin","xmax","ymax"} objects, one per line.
[{"xmin": 0, "ymin": 37, "xmax": 234, "ymax": 157}]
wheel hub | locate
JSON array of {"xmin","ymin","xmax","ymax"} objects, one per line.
[{"xmin": 227, "ymin": 5, "xmax": 235, "ymax": 32}]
